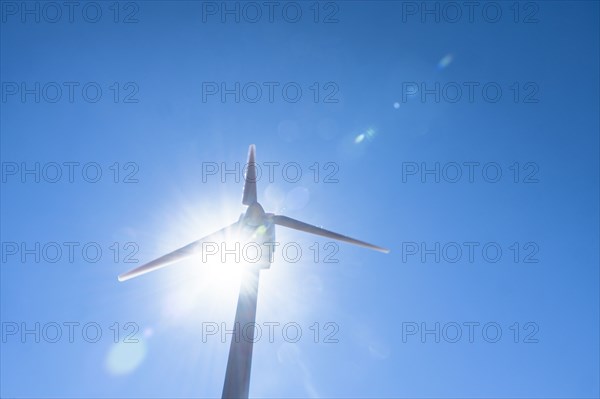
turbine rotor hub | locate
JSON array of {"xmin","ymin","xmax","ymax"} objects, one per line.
[{"xmin": 244, "ymin": 202, "xmax": 266, "ymax": 226}]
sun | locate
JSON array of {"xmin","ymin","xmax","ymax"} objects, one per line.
[{"xmin": 146, "ymin": 194, "xmax": 248, "ymax": 324}]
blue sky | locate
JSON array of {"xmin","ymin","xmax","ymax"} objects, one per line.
[{"xmin": 1, "ymin": 1, "xmax": 599, "ymax": 398}]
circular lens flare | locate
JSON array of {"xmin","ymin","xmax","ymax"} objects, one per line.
[{"xmin": 105, "ymin": 340, "xmax": 147, "ymax": 376}]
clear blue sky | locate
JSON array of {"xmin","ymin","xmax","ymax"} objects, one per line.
[{"xmin": 1, "ymin": 1, "xmax": 598, "ymax": 398}]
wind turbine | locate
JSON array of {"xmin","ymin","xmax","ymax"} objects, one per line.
[{"xmin": 118, "ymin": 145, "xmax": 389, "ymax": 399}]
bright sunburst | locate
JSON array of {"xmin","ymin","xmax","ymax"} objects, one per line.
[{"xmin": 149, "ymin": 193, "xmax": 247, "ymax": 324}]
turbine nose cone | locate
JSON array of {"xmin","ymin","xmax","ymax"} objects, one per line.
[{"xmin": 244, "ymin": 202, "xmax": 266, "ymax": 226}]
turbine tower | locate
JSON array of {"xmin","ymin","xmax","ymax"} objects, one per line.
[{"xmin": 118, "ymin": 145, "xmax": 389, "ymax": 399}]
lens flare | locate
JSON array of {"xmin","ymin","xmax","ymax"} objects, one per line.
[
  {"xmin": 437, "ymin": 54, "xmax": 454, "ymax": 70},
  {"xmin": 105, "ymin": 340, "xmax": 147, "ymax": 376},
  {"xmin": 354, "ymin": 128, "xmax": 376, "ymax": 144}
]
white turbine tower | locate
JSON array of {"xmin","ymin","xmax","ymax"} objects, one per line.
[{"xmin": 118, "ymin": 145, "xmax": 389, "ymax": 399}]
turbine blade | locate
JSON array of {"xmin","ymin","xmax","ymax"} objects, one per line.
[
  {"xmin": 118, "ymin": 222, "xmax": 240, "ymax": 282},
  {"xmin": 242, "ymin": 144, "xmax": 257, "ymax": 205},
  {"xmin": 272, "ymin": 215, "xmax": 389, "ymax": 254}
]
